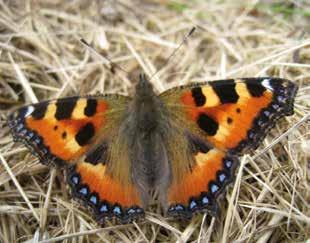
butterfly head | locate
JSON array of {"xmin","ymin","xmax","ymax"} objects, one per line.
[{"xmin": 135, "ymin": 73, "xmax": 156, "ymax": 98}]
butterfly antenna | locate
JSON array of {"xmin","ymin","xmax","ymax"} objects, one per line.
[
  {"xmin": 80, "ymin": 38, "xmax": 129, "ymax": 74},
  {"xmin": 149, "ymin": 26, "xmax": 196, "ymax": 81}
]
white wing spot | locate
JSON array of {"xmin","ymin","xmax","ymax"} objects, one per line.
[
  {"xmin": 24, "ymin": 106, "xmax": 34, "ymax": 117},
  {"xmin": 262, "ymin": 79, "xmax": 273, "ymax": 91}
]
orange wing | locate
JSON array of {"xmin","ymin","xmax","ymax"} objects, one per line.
[
  {"xmin": 167, "ymin": 148, "xmax": 238, "ymax": 217},
  {"xmin": 67, "ymin": 158, "xmax": 143, "ymax": 223},
  {"xmin": 8, "ymin": 95, "xmax": 144, "ymax": 223},
  {"xmin": 160, "ymin": 78, "xmax": 297, "ymax": 217},
  {"xmin": 161, "ymin": 78, "xmax": 297, "ymax": 154},
  {"xmin": 8, "ymin": 96, "xmax": 113, "ymax": 165}
]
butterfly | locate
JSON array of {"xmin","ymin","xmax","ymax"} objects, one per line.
[{"xmin": 8, "ymin": 74, "xmax": 297, "ymax": 224}]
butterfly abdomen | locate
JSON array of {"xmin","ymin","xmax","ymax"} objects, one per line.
[{"xmin": 127, "ymin": 129, "xmax": 170, "ymax": 207}]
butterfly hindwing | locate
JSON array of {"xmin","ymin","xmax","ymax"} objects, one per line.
[
  {"xmin": 167, "ymin": 147, "xmax": 238, "ymax": 217},
  {"xmin": 8, "ymin": 95, "xmax": 145, "ymax": 223},
  {"xmin": 160, "ymin": 78, "xmax": 297, "ymax": 216},
  {"xmin": 67, "ymin": 159, "xmax": 144, "ymax": 223}
]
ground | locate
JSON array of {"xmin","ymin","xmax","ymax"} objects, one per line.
[{"xmin": 0, "ymin": 0, "xmax": 309, "ymax": 242}]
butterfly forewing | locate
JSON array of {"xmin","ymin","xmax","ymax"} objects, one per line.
[{"xmin": 160, "ymin": 78, "xmax": 297, "ymax": 154}]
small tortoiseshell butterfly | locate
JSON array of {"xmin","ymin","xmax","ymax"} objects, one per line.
[{"xmin": 8, "ymin": 74, "xmax": 297, "ymax": 224}]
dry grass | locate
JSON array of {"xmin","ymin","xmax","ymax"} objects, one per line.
[{"xmin": 0, "ymin": 0, "xmax": 309, "ymax": 242}]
